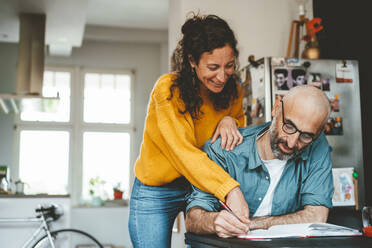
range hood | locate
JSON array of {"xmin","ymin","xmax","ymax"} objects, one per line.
[{"xmin": 0, "ymin": 13, "xmax": 59, "ymax": 114}]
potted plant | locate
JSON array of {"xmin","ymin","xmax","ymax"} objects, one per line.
[
  {"xmin": 113, "ymin": 183, "xmax": 123, "ymax": 200},
  {"xmin": 89, "ymin": 176, "xmax": 106, "ymax": 206}
]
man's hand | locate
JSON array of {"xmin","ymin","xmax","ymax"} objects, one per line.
[
  {"xmin": 185, "ymin": 207, "xmax": 249, "ymax": 238},
  {"xmin": 248, "ymin": 205, "xmax": 329, "ymax": 231},
  {"xmin": 211, "ymin": 116, "xmax": 243, "ymax": 151},
  {"xmin": 213, "ymin": 210, "xmax": 249, "ymax": 238},
  {"xmin": 225, "ymin": 187, "xmax": 250, "ymax": 224}
]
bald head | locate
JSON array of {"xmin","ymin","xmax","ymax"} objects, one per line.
[{"xmin": 282, "ymin": 85, "xmax": 331, "ymax": 132}]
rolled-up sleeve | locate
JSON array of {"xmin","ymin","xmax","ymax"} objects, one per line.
[
  {"xmin": 300, "ymin": 139, "xmax": 334, "ymax": 209},
  {"xmin": 186, "ymin": 185, "xmax": 220, "ymax": 213}
]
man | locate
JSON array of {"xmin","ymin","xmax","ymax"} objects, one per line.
[
  {"xmin": 291, "ymin": 68, "xmax": 307, "ymax": 87},
  {"xmin": 274, "ymin": 68, "xmax": 289, "ymax": 90},
  {"xmin": 185, "ymin": 85, "xmax": 333, "ymax": 238}
]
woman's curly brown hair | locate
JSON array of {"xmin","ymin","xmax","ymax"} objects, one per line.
[{"xmin": 169, "ymin": 13, "xmax": 240, "ymax": 120}]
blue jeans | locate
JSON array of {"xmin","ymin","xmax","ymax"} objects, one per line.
[{"xmin": 128, "ymin": 177, "xmax": 191, "ymax": 248}]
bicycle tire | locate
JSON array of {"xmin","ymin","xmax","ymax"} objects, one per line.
[{"xmin": 31, "ymin": 228, "xmax": 104, "ymax": 248}]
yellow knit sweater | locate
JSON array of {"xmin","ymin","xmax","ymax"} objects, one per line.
[{"xmin": 134, "ymin": 73, "xmax": 245, "ymax": 201}]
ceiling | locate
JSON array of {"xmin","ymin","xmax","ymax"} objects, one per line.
[{"xmin": 0, "ymin": 0, "xmax": 168, "ymax": 54}]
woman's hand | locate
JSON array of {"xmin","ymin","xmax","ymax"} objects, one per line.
[{"xmin": 210, "ymin": 116, "xmax": 243, "ymax": 151}]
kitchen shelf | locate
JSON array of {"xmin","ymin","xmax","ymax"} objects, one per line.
[{"xmin": 0, "ymin": 193, "xmax": 70, "ymax": 198}]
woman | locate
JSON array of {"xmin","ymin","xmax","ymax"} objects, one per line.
[{"xmin": 129, "ymin": 14, "xmax": 249, "ymax": 248}]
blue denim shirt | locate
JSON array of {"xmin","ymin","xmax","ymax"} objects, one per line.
[{"xmin": 186, "ymin": 122, "xmax": 334, "ymax": 217}]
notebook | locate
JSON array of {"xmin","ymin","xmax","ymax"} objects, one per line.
[{"xmin": 239, "ymin": 223, "xmax": 362, "ymax": 239}]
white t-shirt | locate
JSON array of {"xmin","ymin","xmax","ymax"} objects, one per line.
[{"xmin": 253, "ymin": 158, "xmax": 287, "ymax": 217}]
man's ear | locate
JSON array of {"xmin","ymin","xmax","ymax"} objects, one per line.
[
  {"xmin": 188, "ymin": 54, "xmax": 196, "ymax": 68},
  {"xmin": 272, "ymin": 97, "xmax": 281, "ymax": 118},
  {"xmin": 318, "ymin": 126, "xmax": 325, "ymax": 136},
  {"xmin": 316, "ymin": 120, "xmax": 328, "ymax": 137},
  {"xmin": 312, "ymin": 126, "xmax": 325, "ymax": 141}
]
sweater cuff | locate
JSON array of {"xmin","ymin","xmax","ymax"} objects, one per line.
[
  {"xmin": 232, "ymin": 117, "xmax": 240, "ymax": 127},
  {"xmin": 214, "ymin": 178, "xmax": 240, "ymax": 202}
]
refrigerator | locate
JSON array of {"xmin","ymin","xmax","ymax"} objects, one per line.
[{"xmin": 241, "ymin": 57, "xmax": 365, "ymax": 208}]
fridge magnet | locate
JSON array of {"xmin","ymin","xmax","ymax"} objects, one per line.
[
  {"xmin": 250, "ymin": 97, "xmax": 264, "ymax": 119},
  {"xmin": 241, "ymin": 61, "xmax": 266, "ymax": 126},
  {"xmin": 251, "ymin": 64, "xmax": 265, "ymax": 90},
  {"xmin": 271, "ymin": 57, "xmax": 286, "ymax": 67},
  {"xmin": 332, "ymin": 167, "xmax": 356, "ymax": 207},
  {"xmin": 321, "ymin": 77, "xmax": 330, "ymax": 91},
  {"xmin": 336, "ymin": 61, "xmax": 354, "ymax": 83},
  {"xmin": 290, "ymin": 67, "xmax": 307, "ymax": 88},
  {"xmin": 324, "ymin": 116, "xmax": 343, "ymax": 135},
  {"xmin": 249, "ymin": 64, "xmax": 266, "ymax": 125},
  {"xmin": 308, "ymin": 73, "xmax": 322, "ymax": 89},
  {"xmin": 308, "ymin": 73, "xmax": 330, "ymax": 91},
  {"xmin": 326, "ymin": 92, "xmax": 340, "ymax": 112},
  {"xmin": 286, "ymin": 58, "xmax": 300, "ymax": 66},
  {"xmin": 273, "ymin": 68, "xmax": 289, "ymax": 91},
  {"xmin": 273, "ymin": 66, "xmax": 308, "ymax": 91}
]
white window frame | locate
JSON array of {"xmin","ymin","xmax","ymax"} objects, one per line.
[{"xmin": 13, "ymin": 66, "xmax": 135, "ymax": 205}]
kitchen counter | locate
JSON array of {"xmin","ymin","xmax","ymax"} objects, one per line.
[{"xmin": 0, "ymin": 193, "xmax": 70, "ymax": 198}]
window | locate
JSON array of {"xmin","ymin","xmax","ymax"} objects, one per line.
[
  {"xmin": 81, "ymin": 70, "xmax": 133, "ymax": 200},
  {"xmin": 84, "ymin": 73, "xmax": 131, "ymax": 124},
  {"xmin": 19, "ymin": 130, "xmax": 70, "ymax": 194},
  {"xmin": 15, "ymin": 67, "xmax": 134, "ymax": 203},
  {"xmin": 20, "ymin": 71, "xmax": 71, "ymax": 122},
  {"xmin": 82, "ymin": 132, "xmax": 130, "ymax": 200}
]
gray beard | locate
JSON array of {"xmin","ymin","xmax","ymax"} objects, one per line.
[{"xmin": 269, "ymin": 116, "xmax": 303, "ymax": 161}]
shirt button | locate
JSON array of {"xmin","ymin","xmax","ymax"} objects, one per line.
[
  {"xmin": 258, "ymin": 197, "xmax": 262, "ymax": 201},
  {"xmin": 266, "ymin": 176, "xmax": 269, "ymax": 180}
]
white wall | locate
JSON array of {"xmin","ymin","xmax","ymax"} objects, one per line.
[
  {"xmin": 71, "ymin": 207, "xmax": 130, "ymax": 246},
  {"xmin": 169, "ymin": 0, "xmax": 313, "ymax": 68}
]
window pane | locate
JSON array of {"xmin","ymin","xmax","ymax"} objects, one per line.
[
  {"xmin": 19, "ymin": 130, "xmax": 70, "ymax": 194},
  {"xmin": 20, "ymin": 71, "xmax": 71, "ymax": 122},
  {"xmin": 82, "ymin": 132, "xmax": 130, "ymax": 200},
  {"xmin": 84, "ymin": 73, "xmax": 131, "ymax": 124}
]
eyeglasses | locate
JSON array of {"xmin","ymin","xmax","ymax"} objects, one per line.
[{"xmin": 280, "ymin": 100, "xmax": 315, "ymax": 144}]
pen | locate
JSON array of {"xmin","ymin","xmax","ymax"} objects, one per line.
[
  {"xmin": 219, "ymin": 200, "xmax": 251, "ymax": 234},
  {"xmin": 218, "ymin": 200, "xmax": 241, "ymax": 221}
]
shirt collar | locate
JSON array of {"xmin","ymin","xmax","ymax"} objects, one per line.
[{"xmin": 248, "ymin": 122, "xmax": 311, "ymax": 170}]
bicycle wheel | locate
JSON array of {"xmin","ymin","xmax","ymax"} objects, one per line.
[{"xmin": 32, "ymin": 228, "xmax": 103, "ymax": 248}]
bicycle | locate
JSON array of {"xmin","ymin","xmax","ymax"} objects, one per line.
[{"xmin": 0, "ymin": 203, "xmax": 103, "ymax": 248}]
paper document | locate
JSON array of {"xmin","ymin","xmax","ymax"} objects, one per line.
[
  {"xmin": 332, "ymin": 167, "xmax": 356, "ymax": 206},
  {"xmin": 239, "ymin": 223, "xmax": 362, "ymax": 239}
]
